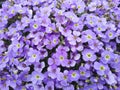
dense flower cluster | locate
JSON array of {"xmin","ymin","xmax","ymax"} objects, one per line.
[{"xmin": 0, "ymin": 0, "xmax": 120, "ymax": 90}]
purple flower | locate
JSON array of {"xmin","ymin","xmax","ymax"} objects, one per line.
[
  {"xmin": 45, "ymin": 81, "xmax": 54, "ymax": 90},
  {"xmin": 79, "ymin": 66, "xmax": 90, "ymax": 80},
  {"xmin": 85, "ymin": 14, "xmax": 99, "ymax": 27},
  {"xmin": 34, "ymin": 62, "xmax": 45, "ymax": 72},
  {"xmin": 31, "ymin": 0, "xmax": 40, "ymax": 6},
  {"xmin": 63, "ymin": 85, "xmax": 74, "ymax": 90},
  {"xmin": 93, "ymin": 24, "xmax": 107, "ymax": 34},
  {"xmin": 21, "ymin": 16, "xmax": 31, "ymax": 28},
  {"xmin": 81, "ymin": 30, "xmax": 96, "ymax": 43},
  {"xmin": 101, "ymin": 51, "xmax": 114, "ymax": 64},
  {"xmin": 88, "ymin": 40, "xmax": 103, "ymax": 52},
  {"xmin": 59, "ymin": 26, "xmax": 72, "ymax": 37},
  {"xmin": 30, "ymin": 21, "xmax": 41, "ymax": 30},
  {"xmin": 44, "ymin": 34, "xmax": 59, "ymax": 49},
  {"xmin": 47, "ymin": 65, "xmax": 61, "ymax": 79},
  {"xmin": 66, "ymin": 59, "xmax": 76, "ymax": 68},
  {"xmin": 76, "ymin": 0, "xmax": 86, "ymax": 13},
  {"xmin": 30, "ymin": 71, "xmax": 44, "ymax": 84},
  {"xmin": 67, "ymin": 30, "xmax": 81, "ymax": 45},
  {"xmin": 64, "ymin": 11, "xmax": 79, "ymax": 23},
  {"xmin": 45, "ymin": 23, "xmax": 56, "ymax": 34},
  {"xmin": 110, "ymin": 54, "xmax": 120, "ymax": 72},
  {"xmin": 15, "ymin": 4, "xmax": 26, "ymax": 14},
  {"xmin": 105, "ymin": 30, "xmax": 116, "ymax": 40},
  {"xmin": 88, "ymin": 1, "xmax": 97, "ymax": 11},
  {"xmin": 82, "ymin": 49, "xmax": 97, "ymax": 61},
  {"xmin": 68, "ymin": 70, "xmax": 79, "ymax": 82},
  {"xmin": 60, "ymin": 70, "xmax": 69, "ymax": 86},
  {"xmin": 104, "ymin": 71, "xmax": 117, "ymax": 85},
  {"xmin": 0, "ymin": 57, "xmax": 9, "ymax": 71},
  {"xmin": 94, "ymin": 62, "xmax": 107, "ymax": 76},
  {"xmin": 83, "ymin": 84, "xmax": 98, "ymax": 90},
  {"xmin": 48, "ymin": 57, "xmax": 58, "ymax": 66},
  {"xmin": 40, "ymin": 6, "xmax": 52, "ymax": 17},
  {"xmin": 53, "ymin": 50, "xmax": 68, "ymax": 66},
  {"xmin": 72, "ymin": 21, "xmax": 84, "ymax": 31},
  {"xmin": 71, "ymin": 43, "xmax": 84, "ymax": 52},
  {"xmin": 17, "ymin": 62, "xmax": 30, "ymax": 71},
  {"xmin": 27, "ymin": 48, "xmax": 40, "ymax": 63},
  {"xmin": 9, "ymin": 39, "xmax": 24, "ymax": 52}
]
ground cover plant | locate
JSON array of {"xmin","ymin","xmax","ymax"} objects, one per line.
[{"xmin": 0, "ymin": 0, "xmax": 120, "ymax": 90}]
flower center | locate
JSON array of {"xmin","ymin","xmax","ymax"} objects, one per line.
[
  {"xmin": 100, "ymin": 66, "xmax": 105, "ymax": 70},
  {"xmin": 105, "ymin": 55, "xmax": 110, "ymax": 60},
  {"xmin": 36, "ymin": 75, "xmax": 40, "ymax": 79},
  {"xmin": 109, "ymin": 32, "xmax": 113, "ymax": 37},
  {"xmin": 22, "ymin": 88, "xmax": 26, "ymax": 90},
  {"xmin": 16, "ymin": 43, "xmax": 20, "ymax": 48},
  {"xmin": 86, "ymin": 53, "xmax": 92, "ymax": 58},
  {"xmin": 72, "ymin": 72, "xmax": 76, "ymax": 77},
  {"xmin": 59, "ymin": 56, "xmax": 64, "ymax": 61},
  {"xmin": 98, "ymin": 27, "xmax": 101, "ymax": 31},
  {"xmin": 74, "ymin": 23, "xmax": 79, "ymax": 27},
  {"xmin": 80, "ymin": 71, "xmax": 85, "ymax": 75},
  {"xmin": 33, "ymin": 24, "xmax": 38, "ymax": 29},
  {"xmin": 78, "ymin": 5, "xmax": 81, "ymax": 9},
  {"xmin": 89, "ymin": 21, "xmax": 93, "ymax": 24},
  {"xmin": 64, "ymin": 75, "xmax": 67, "ymax": 80},
  {"xmin": 87, "ymin": 35, "xmax": 92, "ymax": 39},
  {"xmin": 53, "ymin": 39, "xmax": 57, "ymax": 44},
  {"xmin": 32, "ymin": 54, "xmax": 36, "ymax": 58}
]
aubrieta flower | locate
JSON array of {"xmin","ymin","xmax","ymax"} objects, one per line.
[
  {"xmin": 101, "ymin": 50, "xmax": 114, "ymax": 64},
  {"xmin": 68, "ymin": 70, "xmax": 80, "ymax": 82},
  {"xmin": 44, "ymin": 34, "xmax": 59, "ymax": 50},
  {"xmin": 30, "ymin": 71, "xmax": 44, "ymax": 84},
  {"xmin": 93, "ymin": 24, "xmax": 107, "ymax": 34},
  {"xmin": 83, "ymin": 84, "xmax": 98, "ymax": 90},
  {"xmin": 82, "ymin": 49, "xmax": 97, "ymax": 62},
  {"xmin": 88, "ymin": 40, "xmax": 103, "ymax": 52},
  {"xmin": 105, "ymin": 30, "xmax": 116, "ymax": 40},
  {"xmin": 47, "ymin": 65, "xmax": 61, "ymax": 79},
  {"xmin": 85, "ymin": 14, "xmax": 99, "ymax": 27},
  {"xmin": 60, "ymin": 70, "xmax": 69, "ymax": 87},
  {"xmin": 88, "ymin": 1, "xmax": 97, "ymax": 12},
  {"xmin": 67, "ymin": 30, "xmax": 81, "ymax": 45},
  {"xmin": 94, "ymin": 62, "xmax": 107, "ymax": 76},
  {"xmin": 71, "ymin": 43, "xmax": 84, "ymax": 52},
  {"xmin": 110, "ymin": 54, "xmax": 120, "ymax": 72},
  {"xmin": 104, "ymin": 71, "xmax": 117, "ymax": 85},
  {"xmin": 9, "ymin": 39, "xmax": 24, "ymax": 53},
  {"xmin": 63, "ymin": 84, "xmax": 74, "ymax": 90},
  {"xmin": 81, "ymin": 30, "xmax": 96, "ymax": 43},
  {"xmin": 40, "ymin": 6, "xmax": 52, "ymax": 17},
  {"xmin": 72, "ymin": 20, "xmax": 84, "ymax": 31},
  {"xmin": 59, "ymin": 26, "xmax": 72, "ymax": 37},
  {"xmin": 53, "ymin": 50, "xmax": 68, "ymax": 66},
  {"xmin": 76, "ymin": 0, "xmax": 86, "ymax": 13},
  {"xmin": 27, "ymin": 48, "xmax": 40, "ymax": 63},
  {"xmin": 79, "ymin": 66, "xmax": 90, "ymax": 80},
  {"xmin": 66, "ymin": 59, "xmax": 76, "ymax": 68},
  {"xmin": 45, "ymin": 81, "xmax": 54, "ymax": 90},
  {"xmin": 64, "ymin": 11, "xmax": 79, "ymax": 23}
]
